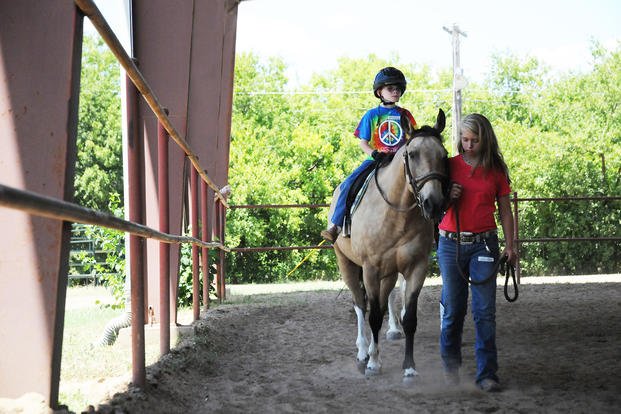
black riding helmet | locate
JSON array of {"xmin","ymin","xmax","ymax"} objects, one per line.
[{"xmin": 373, "ymin": 67, "xmax": 407, "ymax": 99}]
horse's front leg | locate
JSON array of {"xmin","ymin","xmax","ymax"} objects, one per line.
[
  {"xmin": 401, "ymin": 263, "xmax": 427, "ymax": 380},
  {"xmin": 353, "ymin": 304, "xmax": 369, "ymax": 367},
  {"xmin": 336, "ymin": 253, "xmax": 369, "ymax": 369},
  {"xmin": 386, "ymin": 274, "xmax": 405, "ymax": 340},
  {"xmin": 365, "ymin": 270, "xmax": 397, "ymax": 376}
]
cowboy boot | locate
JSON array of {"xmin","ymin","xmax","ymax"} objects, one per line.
[{"xmin": 320, "ymin": 225, "xmax": 340, "ymax": 242}]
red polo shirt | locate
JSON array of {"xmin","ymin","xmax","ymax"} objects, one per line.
[{"xmin": 439, "ymin": 155, "xmax": 511, "ymax": 234}]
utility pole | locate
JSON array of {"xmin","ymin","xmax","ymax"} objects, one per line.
[{"xmin": 443, "ymin": 24, "xmax": 467, "ymax": 154}]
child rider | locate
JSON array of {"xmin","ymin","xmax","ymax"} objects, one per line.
[{"xmin": 321, "ymin": 66, "xmax": 417, "ymax": 242}]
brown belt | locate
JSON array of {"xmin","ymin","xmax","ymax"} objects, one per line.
[{"xmin": 439, "ymin": 229, "xmax": 497, "ymax": 244}]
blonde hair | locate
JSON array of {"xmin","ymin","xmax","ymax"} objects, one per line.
[{"xmin": 458, "ymin": 113, "xmax": 510, "ymax": 182}]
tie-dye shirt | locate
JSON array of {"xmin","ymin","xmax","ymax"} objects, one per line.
[{"xmin": 354, "ymin": 105, "xmax": 417, "ymax": 155}]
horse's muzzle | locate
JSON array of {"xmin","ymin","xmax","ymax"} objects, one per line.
[{"xmin": 421, "ymin": 194, "xmax": 445, "ymax": 221}]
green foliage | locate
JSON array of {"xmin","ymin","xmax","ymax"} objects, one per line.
[
  {"xmin": 72, "ymin": 35, "xmax": 215, "ymax": 307},
  {"xmin": 75, "ymin": 35, "xmax": 123, "ymax": 212},
  {"xmin": 467, "ymin": 44, "xmax": 621, "ymax": 275},
  {"xmin": 70, "ymin": 194, "xmax": 126, "ymax": 307},
  {"xmin": 74, "ymin": 38, "xmax": 621, "ymax": 283},
  {"xmin": 227, "ymin": 47, "xmax": 621, "ymax": 280},
  {"xmin": 176, "ymin": 241, "xmax": 195, "ymax": 306},
  {"xmin": 176, "ymin": 228, "xmax": 218, "ymax": 307}
]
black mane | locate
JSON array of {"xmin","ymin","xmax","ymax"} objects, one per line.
[{"xmin": 410, "ymin": 125, "xmax": 443, "ymax": 141}]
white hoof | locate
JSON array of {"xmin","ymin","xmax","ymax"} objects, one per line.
[
  {"xmin": 403, "ymin": 367, "xmax": 419, "ymax": 378},
  {"xmin": 357, "ymin": 350, "xmax": 369, "ymax": 362},
  {"xmin": 385, "ymin": 329, "xmax": 404, "ymax": 341},
  {"xmin": 365, "ymin": 366, "xmax": 381, "ymax": 377}
]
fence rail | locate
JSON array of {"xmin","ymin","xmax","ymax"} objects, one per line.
[
  {"xmin": 223, "ymin": 194, "xmax": 621, "ymax": 283},
  {"xmin": 0, "ymin": 184, "xmax": 222, "ymax": 249}
]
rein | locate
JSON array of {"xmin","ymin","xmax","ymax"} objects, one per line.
[
  {"xmin": 374, "ymin": 140, "xmax": 448, "ymax": 213},
  {"xmin": 453, "ymin": 205, "xmax": 518, "ymax": 302}
]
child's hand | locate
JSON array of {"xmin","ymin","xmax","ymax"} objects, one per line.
[{"xmin": 371, "ymin": 150, "xmax": 386, "ymax": 162}]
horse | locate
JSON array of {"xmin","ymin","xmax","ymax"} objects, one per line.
[{"xmin": 328, "ymin": 109, "xmax": 448, "ymax": 379}]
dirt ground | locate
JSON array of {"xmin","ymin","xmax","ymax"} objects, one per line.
[{"xmin": 78, "ymin": 276, "xmax": 621, "ymax": 414}]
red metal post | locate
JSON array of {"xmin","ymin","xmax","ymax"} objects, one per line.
[
  {"xmin": 513, "ymin": 191, "xmax": 520, "ymax": 283},
  {"xmin": 126, "ymin": 72, "xmax": 146, "ymax": 388},
  {"xmin": 213, "ymin": 199, "xmax": 222, "ymax": 302},
  {"xmin": 201, "ymin": 179, "xmax": 210, "ymax": 310},
  {"xmin": 158, "ymin": 117, "xmax": 170, "ymax": 355},
  {"xmin": 218, "ymin": 200, "xmax": 227, "ymax": 301},
  {"xmin": 190, "ymin": 166, "xmax": 200, "ymax": 320}
]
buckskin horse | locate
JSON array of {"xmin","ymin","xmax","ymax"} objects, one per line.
[{"xmin": 328, "ymin": 109, "xmax": 448, "ymax": 379}]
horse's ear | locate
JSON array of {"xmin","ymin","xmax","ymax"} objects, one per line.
[
  {"xmin": 434, "ymin": 109, "xmax": 446, "ymax": 133},
  {"xmin": 401, "ymin": 113, "xmax": 415, "ymax": 138}
]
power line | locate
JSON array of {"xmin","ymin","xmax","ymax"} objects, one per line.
[
  {"xmin": 234, "ymin": 88, "xmax": 453, "ymax": 96},
  {"xmin": 233, "ymin": 87, "xmax": 609, "ymax": 97}
]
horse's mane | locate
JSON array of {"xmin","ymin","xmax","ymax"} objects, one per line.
[
  {"xmin": 377, "ymin": 125, "xmax": 443, "ymax": 167},
  {"xmin": 409, "ymin": 125, "xmax": 443, "ymax": 141}
]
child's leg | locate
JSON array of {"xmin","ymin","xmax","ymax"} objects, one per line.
[{"xmin": 330, "ymin": 160, "xmax": 374, "ymax": 227}]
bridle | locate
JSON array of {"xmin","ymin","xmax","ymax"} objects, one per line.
[{"xmin": 375, "ymin": 136, "xmax": 448, "ymax": 214}]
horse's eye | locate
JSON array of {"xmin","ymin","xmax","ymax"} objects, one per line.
[{"xmin": 409, "ymin": 150, "xmax": 420, "ymax": 163}]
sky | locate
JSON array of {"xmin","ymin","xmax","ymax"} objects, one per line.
[
  {"xmin": 235, "ymin": 0, "xmax": 621, "ymax": 85},
  {"xmin": 90, "ymin": 0, "xmax": 621, "ymax": 87}
]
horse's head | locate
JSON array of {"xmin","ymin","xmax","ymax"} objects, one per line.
[{"xmin": 401, "ymin": 109, "xmax": 448, "ymax": 221}]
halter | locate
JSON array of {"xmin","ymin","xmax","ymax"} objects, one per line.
[{"xmin": 374, "ymin": 136, "xmax": 448, "ymax": 214}]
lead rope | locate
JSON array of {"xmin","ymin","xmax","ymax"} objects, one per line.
[{"xmin": 454, "ymin": 205, "xmax": 518, "ymax": 302}]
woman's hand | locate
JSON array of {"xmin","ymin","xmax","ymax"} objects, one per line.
[
  {"xmin": 449, "ymin": 183, "xmax": 463, "ymax": 201},
  {"xmin": 501, "ymin": 246, "xmax": 517, "ymax": 266},
  {"xmin": 497, "ymin": 194, "xmax": 517, "ymax": 266}
]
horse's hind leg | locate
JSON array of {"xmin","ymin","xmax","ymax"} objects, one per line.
[{"xmin": 386, "ymin": 274, "xmax": 405, "ymax": 340}]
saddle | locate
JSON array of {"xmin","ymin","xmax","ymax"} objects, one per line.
[{"xmin": 342, "ymin": 155, "xmax": 394, "ymax": 237}]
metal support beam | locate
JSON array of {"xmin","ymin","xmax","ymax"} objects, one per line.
[
  {"xmin": 158, "ymin": 117, "xmax": 171, "ymax": 355},
  {"xmin": 126, "ymin": 73, "xmax": 146, "ymax": 389},
  {"xmin": 201, "ymin": 180, "xmax": 211, "ymax": 310},
  {"xmin": 191, "ymin": 166, "xmax": 201, "ymax": 320}
]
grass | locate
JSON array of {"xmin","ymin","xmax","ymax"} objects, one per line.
[{"xmin": 59, "ymin": 285, "xmax": 190, "ymax": 412}]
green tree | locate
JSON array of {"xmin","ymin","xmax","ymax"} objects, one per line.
[
  {"xmin": 74, "ymin": 41, "xmax": 621, "ymax": 282},
  {"xmin": 226, "ymin": 54, "xmax": 456, "ymax": 282},
  {"xmin": 472, "ymin": 53, "xmax": 548, "ymax": 126},
  {"xmin": 474, "ymin": 46, "xmax": 621, "ymax": 275},
  {"xmin": 75, "ymin": 35, "xmax": 123, "ymax": 211},
  {"xmin": 228, "ymin": 53, "xmax": 335, "ymax": 282}
]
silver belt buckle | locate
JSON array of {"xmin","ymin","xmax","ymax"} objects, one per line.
[{"xmin": 460, "ymin": 232, "xmax": 475, "ymax": 244}]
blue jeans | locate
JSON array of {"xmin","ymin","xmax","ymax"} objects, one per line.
[
  {"xmin": 437, "ymin": 234, "xmax": 500, "ymax": 384},
  {"xmin": 330, "ymin": 159, "xmax": 375, "ymax": 227}
]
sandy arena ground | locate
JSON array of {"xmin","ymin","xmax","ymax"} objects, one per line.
[{"xmin": 85, "ymin": 275, "xmax": 621, "ymax": 414}]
